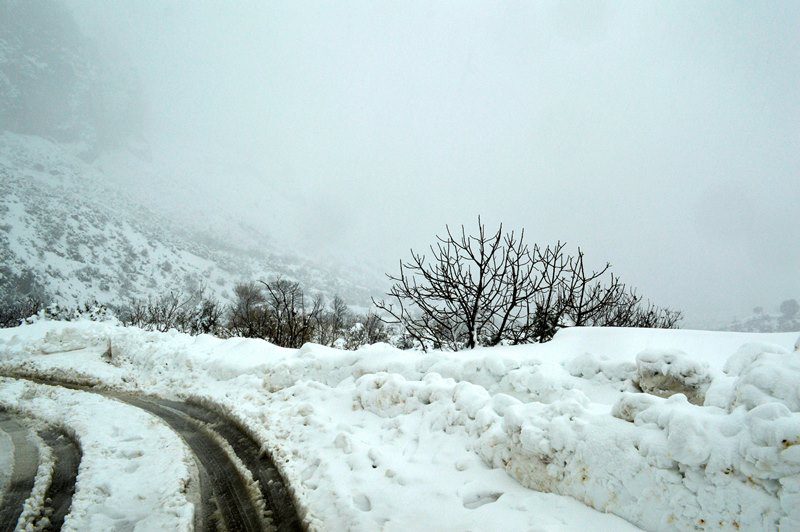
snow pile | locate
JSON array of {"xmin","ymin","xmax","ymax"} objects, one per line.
[
  {"xmin": 354, "ymin": 362, "xmax": 800, "ymax": 530},
  {"xmin": 725, "ymin": 342, "xmax": 800, "ymax": 411},
  {"xmin": 1, "ymin": 320, "xmax": 799, "ymax": 530},
  {"xmin": 0, "ymin": 377, "xmax": 197, "ymax": 531},
  {"xmin": 563, "ymin": 351, "xmax": 636, "ymax": 381}
]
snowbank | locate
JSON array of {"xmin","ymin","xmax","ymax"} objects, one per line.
[{"xmin": 1, "ymin": 320, "xmax": 798, "ymax": 530}]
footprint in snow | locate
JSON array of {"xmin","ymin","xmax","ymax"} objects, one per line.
[
  {"xmin": 117, "ymin": 449, "xmax": 144, "ymax": 459},
  {"xmin": 353, "ymin": 493, "xmax": 372, "ymax": 512},
  {"xmin": 462, "ymin": 491, "xmax": 503, "ymax": 509}
]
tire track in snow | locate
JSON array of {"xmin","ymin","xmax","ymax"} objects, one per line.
[
  {"xmin": 119, "ymin": 395, "xmax": 265, "ymax": 532},
  {"xmin": 38, "ymin": 428, "xmax": 81, "ymax": 531},
  {"xmin": 5, "ymin": 376, "xmax": 302, "ymax": 532},
  {"xmin": 156, "ymin": 399, "xmax": 302, "ymax": 532},
  {"xmin": 0, "ymin": 412, "xmax": 39, "ymax": 530}
]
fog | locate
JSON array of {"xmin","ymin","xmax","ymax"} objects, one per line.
[{"xmin": 64, "ymin": 1, "xmax": 798, "ymax": 326}]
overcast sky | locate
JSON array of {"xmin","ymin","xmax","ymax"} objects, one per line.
[{"xmin": 67, "ymin": 1, "xmax": 799, "ymax": 326}]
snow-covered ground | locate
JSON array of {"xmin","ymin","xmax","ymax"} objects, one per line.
[{"xmin": 1, "ymin": 320, "xmax": 798, "ymax": 531}]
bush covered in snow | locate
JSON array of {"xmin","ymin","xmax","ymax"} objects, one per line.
[
  {"xmin": 119, "ymin": 290, "xmax": 225, "ymax": 336},
  {"xmin": 0, "ymin": 297, "xmax": 44, "ymax": 328},
  {"xmin": 0, "ymin": 298, "xmax": 114, "ymax": 328}
]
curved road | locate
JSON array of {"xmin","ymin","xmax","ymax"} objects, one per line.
[{"xmin": 2, "ymin": 377, "xmax": 302, "ymax": 532}]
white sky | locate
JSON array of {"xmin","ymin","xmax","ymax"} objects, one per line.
[{"xmin": 68, "ymin": 1, "xmax": 800, "ymax": 326}]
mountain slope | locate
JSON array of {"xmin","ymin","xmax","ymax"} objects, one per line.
[{"xmin": 0, "ymin": 131, "xmax": 379, "ymax": 307}]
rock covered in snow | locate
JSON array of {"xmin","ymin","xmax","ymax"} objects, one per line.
[
  {"xmin": 634, "ymin": 349, "xmax": 712, "ymax": 405},
  {"xmin": 37, "ymin": 327, "xmax": 107, "ymax": 354}
]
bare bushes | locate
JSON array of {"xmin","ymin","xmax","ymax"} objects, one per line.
[
  {"xmin": 228, "ymin": 280, "xmax": 387, "ymax": 349},
  {"xmin": 228, "ymin": 278, "xmax": 321, "ymax": 348},
  {"xmin": 80, "ymin": 278, "xmax": 386, "ymax": 349},
  {"xmin": 119, "ymin": 291, "xmax": 225, "ymax": 336},
  {"xmin": 374, "ymin": 218, "xmax": 681, "ymax": 351},
  {"xmin": 343, "ymin": 311, "xmax": 389, "ymax": 349}
]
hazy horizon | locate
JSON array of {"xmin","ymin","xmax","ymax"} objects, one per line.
[{"xmin": 57, "ymin": 1, "xmax": 800, "ymax": 326}]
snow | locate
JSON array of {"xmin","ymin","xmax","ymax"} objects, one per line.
[
  {"xmin": 0, "ymin": 377, "xmax": 196, "ymax": 531},
  {"xmin": 1, "ymin": 320, "xmax": 799, "ymax": 530}
]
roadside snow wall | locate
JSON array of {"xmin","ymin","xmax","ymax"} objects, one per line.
[{"xmin": 354, "ymin": 342, "xmax": 800, "ymax": 530}]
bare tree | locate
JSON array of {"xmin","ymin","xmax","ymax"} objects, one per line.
[
  {"xmin": 313, "ymin": 295, "xmax": 352, "ymax": 346},
  {"xmin": 505, "ymin": 241, "xmax": 571, "ymax": 344},
  {"xmin": 258, "ymin": 277, "xmax": 323, "ymax": 348},
  {"xmin": 228, "ymin": 282, "xmax": 269, "ymax": 337},
  {"xmin": 561, "ymin": 249, "xmax": 626, "ymax": 327},
  {"xmin": 375, "ymin": 219, "xmax": 681, "ymax": 351},
  {"xmin": 374, "ymin": 218, "xmax": 547, "ymax": 350}
]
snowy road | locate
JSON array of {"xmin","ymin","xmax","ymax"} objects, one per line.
[
  {"xmin": 142, "ymin": 398, "xmax": 302, "ymax": 532},
  {"xmin": 0, "ymin": 412, "xmax": 39, "ymax": 530},
  {"xmin": 2, "ymin": 376, "xmax": 302, "ymax": 532}
]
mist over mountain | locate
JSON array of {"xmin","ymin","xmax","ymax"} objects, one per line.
[
  {"xmin": 1, "ymin": 1, "xmax": 798, "ymax": 327},
  {"xmin": 0, "ymin": 0, "xmax": 382, "ymax": 308},
  {"xmin": 0, "ymin": 0, "xmax": 142, "ymax": 153}
]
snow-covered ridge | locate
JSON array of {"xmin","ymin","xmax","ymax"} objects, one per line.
[{"xmin": 1, "ymin": 321, "xmax": 798, "ymax": 530}]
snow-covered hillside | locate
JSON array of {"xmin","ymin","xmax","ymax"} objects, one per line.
[
  {"xmin": 1, "ymin": 321, "xmax": 798, "ymax": 530},
  {"xmin": 0, "ymin": 0, "xmax": 382, "ymax": 309},
  {"xmin": 0, "ymin": 131, "xmax": 379, "ymax": 307}
]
